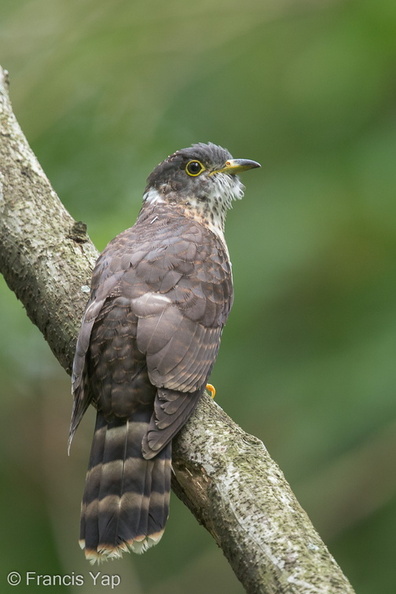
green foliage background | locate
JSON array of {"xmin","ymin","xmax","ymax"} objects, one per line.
[{"xmin": 1, "ymin": 0, "xmax": 396, "ymax": 592}]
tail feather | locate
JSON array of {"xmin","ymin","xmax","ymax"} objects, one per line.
[{"xmin": 80, "ymin": 410, "xmax": 171, "ymax": 563}]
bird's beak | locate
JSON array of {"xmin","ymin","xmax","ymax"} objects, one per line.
[{"xmin": 212, "ymin": 158, "xmax": 261, "ymax": 175}]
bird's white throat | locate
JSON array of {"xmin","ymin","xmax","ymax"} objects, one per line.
[{"xmin": 143, "ymin": 173, "xmax": 244, "ymax": 240}]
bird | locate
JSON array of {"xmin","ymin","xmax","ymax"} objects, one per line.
[{"xmin": 68, "ymin": 142, "xmax": 260, "ymax": 563}]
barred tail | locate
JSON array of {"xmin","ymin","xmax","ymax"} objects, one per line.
[{"xmin": 80, "ymin": 410, "xmax": 171, "ymax": 563}]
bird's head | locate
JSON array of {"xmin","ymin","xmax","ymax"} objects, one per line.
[{"xmin": 143, "ymin": 142, "xmax": 260, "ymax": 233}]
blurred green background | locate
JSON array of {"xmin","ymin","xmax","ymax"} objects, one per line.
[{"xmin": 1, "ymin": 0, "xmax": 396, "ymax": 592}]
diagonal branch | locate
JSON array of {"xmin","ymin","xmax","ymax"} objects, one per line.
[{"xmin": 0, "ymin": 66, "xmax": 355, "ymax": 594}]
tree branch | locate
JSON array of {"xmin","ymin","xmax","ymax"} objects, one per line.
[{"xmin": 0, "ymin": 66, "xmax": 355, "ymax": 594}]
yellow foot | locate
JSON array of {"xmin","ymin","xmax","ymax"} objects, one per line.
[{"xmin": 206, "ymin": 384, "xmax": 216, "ymax": 399}]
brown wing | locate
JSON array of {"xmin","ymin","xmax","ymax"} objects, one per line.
[
  {"xmin": 69, "ymin": 203, "xmax": 233, "ymax": 453},
  {"xmin": 69, "ymin": 255, "xmax": 128, "ymax": 447}
]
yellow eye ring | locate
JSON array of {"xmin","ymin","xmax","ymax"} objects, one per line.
[{"xmin": 185, "ymin": 160, "xmax": 205, "ymax": 177}]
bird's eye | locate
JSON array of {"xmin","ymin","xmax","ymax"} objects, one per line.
[{"xmin": 185, "ymin": 160, "xmax": 205, "ymax": 177}]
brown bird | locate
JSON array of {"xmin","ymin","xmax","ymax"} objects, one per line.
[{"xmin": 69, "ymin": 142, "xmax": 260, "ymax": 562}]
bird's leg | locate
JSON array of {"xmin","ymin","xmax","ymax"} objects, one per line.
[{"xmin": 205, "ymin": 384, "xmax": 216, "ymax": 399}]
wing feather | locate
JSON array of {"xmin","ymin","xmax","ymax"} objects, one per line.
[
  {"xmin": 142, "ymin": 387, "xmax": 204, "ymax": 459},
  {"xmin": 70, "ymin": 205, "xmax": 233, "ymax": 453}
]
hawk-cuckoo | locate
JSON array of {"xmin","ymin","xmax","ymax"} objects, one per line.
[{"xmin": 69, "ymin": 142, "xmax": 260, "ymax": 562}]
